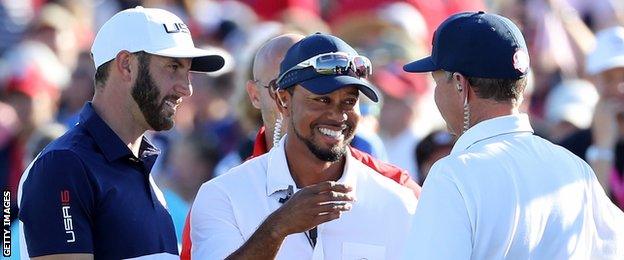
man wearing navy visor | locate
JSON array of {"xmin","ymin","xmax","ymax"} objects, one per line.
[
  {"xmin": 17, "ymin": 7, "xmax": 224, "ymax": 259},
  {"xmin": 189, "ymin": 33, "xmax": 416, "ymax": 259},
  {"xmin": 402, "ymin": 11, "xmax": 624, "ymax": 259}
]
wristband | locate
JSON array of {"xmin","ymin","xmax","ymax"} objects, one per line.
[{"xmin": 586, "ymin": 145, "xmax": 614, "ymax": 162}]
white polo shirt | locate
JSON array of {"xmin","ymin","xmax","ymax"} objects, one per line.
[
  {"xmin": 190, "ymin": 136, "xmax": 416, "ymax": 259},
  {"xmin": 404, "ymin": 114, "xmax": 624, "ymax": 259}
]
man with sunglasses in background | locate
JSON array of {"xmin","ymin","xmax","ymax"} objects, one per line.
[
  {"xmin": 180, "ymin": 33, "xmax": 421, "ymax": 260},
  {"xmin": 189, "ymin": 33, "xmax": 416, "ymax": 259}
]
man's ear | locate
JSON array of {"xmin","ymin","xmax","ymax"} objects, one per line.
[
  {"xmin": 275, "ymin": 89, "xmax": 291, "ymax": 116},
  {"xmin": 453, "ymin": 72, "xmax": 470, "ymax": 102},
  {"xmin": 245, "ymin": 80, "xmax": 262, "ymax": 109},
  {"xmin": 114, "ymin": 50, "xmax": 134, "ymax": 82}
]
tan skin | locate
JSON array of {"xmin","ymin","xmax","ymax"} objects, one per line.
[
  {"xmin": 226, "ymin": 85, "xmax": 360, "ymax": 259},
  {"xmin": 431, "ymin": 70, "xmax": 519, "ymax": 136},
  {"xmin": 281, "ymin": 86, "xmax": 361, "ymax": 186},
  {"xmin": 92, "ymin": 51, "xmax": 192, "ymax": 156},
  {"xmin": 245, "ymin": 34, "xmax": 304, "ymax": 148},
  {"xmin": 32, "ymin": 51, "xmax": 192, "ymax": 259}
]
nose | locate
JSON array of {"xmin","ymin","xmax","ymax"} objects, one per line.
[
  {"xmin": 327, "ymin": 105, "xmax": 348, "ymax": 123},
  {"xmin": 175, "ymin": 75, "xmax": 193, "ymax": 97},
  {"xmin": 617, "ymin": 82, "xmax": 624, "ymax": 97}
]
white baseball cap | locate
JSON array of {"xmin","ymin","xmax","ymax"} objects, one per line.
[
  {"xmin": 545, "ymin": 79, "xmax": 598, "ymax": 129},
  {"xmin": 586, "ymin": 26, "xmax": 624, "ymax": 75},
  {"xmin": 91, "ymin": 6, "xmax": 224, "ymax": 73}
]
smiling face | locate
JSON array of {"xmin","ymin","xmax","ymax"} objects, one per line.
[
  {"xmin": 131, "ymin": 53, "xmax": 193, "ymax": 131},
  {"xmin": 282, "ymin": 85, "xmax": 360, "ymax": 162}
]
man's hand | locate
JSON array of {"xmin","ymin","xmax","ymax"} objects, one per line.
[
  {"xmin": 268, "ymin": 181, "xmax": 355, "ymax": 238},
  {"xmin": 226, "ymin": 181, "xmax": 355, "ymax": 259}
]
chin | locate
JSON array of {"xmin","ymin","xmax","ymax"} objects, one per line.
[
  {"xmin": 150, "ymin": 118, "xmax": 175, "ymax": 131},
  {"xmin": 160, "ymin": 124, "xmax": 175, "ymax": 131}
]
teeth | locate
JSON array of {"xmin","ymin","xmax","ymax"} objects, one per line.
[
  {"xmin": 319, "ymin": 127, "xmax": 342, "ymax": 138},
  {"xmin": 165, "ymin": 100, "xmax": 177, "ymax": 108}
]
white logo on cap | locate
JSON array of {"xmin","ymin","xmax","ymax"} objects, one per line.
[{"xmin": 513, "ymin": 49, "xmax": 529, "ymax": 73}]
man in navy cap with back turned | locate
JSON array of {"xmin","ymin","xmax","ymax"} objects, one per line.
[
  {"xmin": 189, "ymin": 33, "xmax": 416, "ymax": 259},
  {"xmin": 18, "ymin": 6, "xmax": 224, "ymax": 259},
  {"xmin": 402, "ymin": 11, "xmax": 624, "ymax": 259}
]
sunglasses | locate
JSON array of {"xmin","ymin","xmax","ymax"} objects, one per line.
[
  {"xmin": 254, "ymin": 79, "xmax": 277, "ymax": 90},
  {"xmin": 276, "ymin": 52, "xmax": 373, "ymax": 87}
]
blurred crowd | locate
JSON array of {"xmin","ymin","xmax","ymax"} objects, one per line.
[{"xmin": 1, "ymin": 0, "xmax": 623, "ymax": 253}]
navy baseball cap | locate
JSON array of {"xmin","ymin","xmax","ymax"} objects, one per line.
[
  {"xmin": 404, "ymin": 11, "xmax": 530, "ymax": 79},
  {"xmin": 277, "ymin": 33, "xmax": 379, "ymax": 102}
]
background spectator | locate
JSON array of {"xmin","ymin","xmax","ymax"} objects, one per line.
[{"xmin": 414, "ymin": 130, "xmax": 454, "ymax": 185}]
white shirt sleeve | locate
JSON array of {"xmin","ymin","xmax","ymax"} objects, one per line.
[
  {"xmin": 403, "ymin": 161, "xmax": 472, "ymax": 259},
  {"xmin": 586, "ymin": 163, "xmax": 624, "ymax": 256},
  {"xmin": 190, "ymin": 181, "xmax": 245, "ymax": 259}
]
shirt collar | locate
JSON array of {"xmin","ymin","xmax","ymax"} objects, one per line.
[
  {"xmin": 138, "ymin": 135, "xmax": 160, "ymax": 171},
  {"xmin": 336, "ymin": 148, "xmax": 358, "ymax": 194},
  {"xmin": 266, "ymin": 135, "xmax": 358, "ymax": 196},
  {"xmin": 78, "ymin": 102, "xmax": 160, "ymax": 162},
  {"xmin": 451, "ymin": 113, "xmax": 534, "ymax": 155},
  {"xmin": 266, "ymin": 135, "xmax": 297, "ymax": 196}
]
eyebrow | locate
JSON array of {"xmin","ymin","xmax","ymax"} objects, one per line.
[
  {"xmin": 165, "ymin": 57, "xmax": 189, "ymax": 67},
  {"xmin": 346, "ymin": 88, "xmax": 359, "ymax": 96}
]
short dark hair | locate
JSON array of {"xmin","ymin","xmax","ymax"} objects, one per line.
[
  {"xmin": 94, "ymin": 60, "xmax": 111, "ymax": 88},
  {"xmin": 93, "ymin": 51, "xmax": 151, "ymax": 88},
  {"xmin": 446, "ymin": 71, "xmax": 526, "ymax": 103}
]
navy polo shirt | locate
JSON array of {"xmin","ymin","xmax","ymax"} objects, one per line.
[{"xmin": 18, "ymin": 102, "xmax": 178, "ymax": 259}]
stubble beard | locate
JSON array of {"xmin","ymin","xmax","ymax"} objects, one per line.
[
  {"xmin": 131, "ymin": 58, "xmax": 176, "ymax": 131},
  {"xmin": 291, "ymin": 116, "xmax": 354, "ymax": 162}
]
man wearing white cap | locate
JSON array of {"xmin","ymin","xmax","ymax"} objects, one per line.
[
  {"xmin": 544, "ymin": 79, "xmax": 599, "ymax": 143},
  {"xmin": 561, "ymin": 26, "xmax": 624, "ymax": 210},
  {"xmin": 17, "ymin": 6, "xmax": 224, "ymax": 259}
]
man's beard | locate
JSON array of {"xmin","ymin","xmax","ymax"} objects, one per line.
[
  {"xmin": 292, "ymin": 118, "xmax": 354, "ymax": 162},
  {"xmin": 131, "ymin": 60, "xmax": 178, "ymax": 131}
]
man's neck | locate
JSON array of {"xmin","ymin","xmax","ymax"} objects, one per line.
[
  {"xmin": 468, "ymin": 98, "xmax": 519, "ymax": 126},
  {"xmin": 284, "ymin": 137, "xmax": 345, "ymax": 188},
  {"xmin": 92, "ymin": 96, "xmax": 146, "ymax": 157},
  {"xmin": 264, "ymin": 128, "xmax": 274, "ymax": 150}
]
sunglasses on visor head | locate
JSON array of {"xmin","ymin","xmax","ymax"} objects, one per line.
[{"xmin": 276, "ymin": 52, "xmax": 373, "ymax": 86}]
